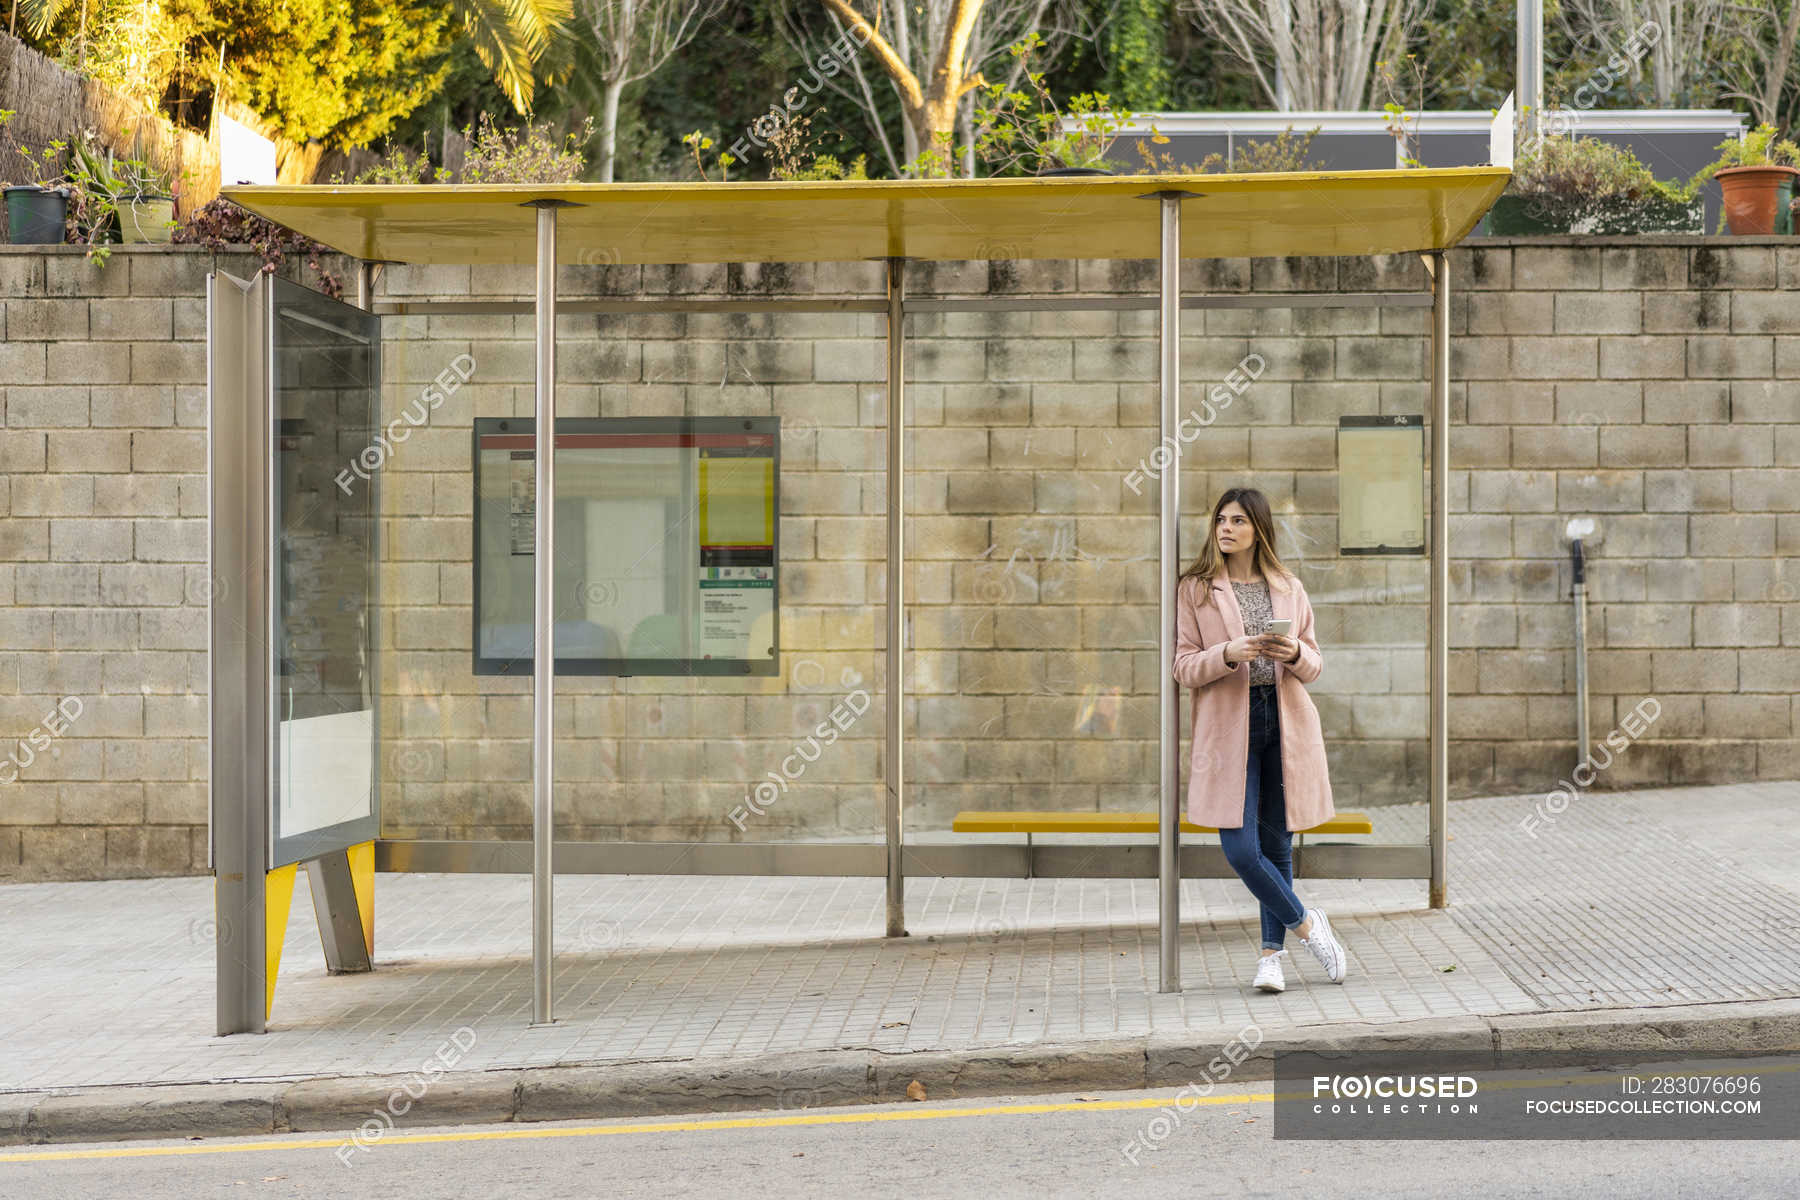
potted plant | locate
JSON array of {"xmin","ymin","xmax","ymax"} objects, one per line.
[
  {"xmin": 1488, "ymin": 136, "xmax": 1703, "ymax": 235},
  {"xmin": 67, "ymin": 135, "xmax": 176, "ymax": 253},
  {"xmin": 0, "ymin": 109, "xmax": 71, "ymax": 245},
  {"xmin": 1694, "ymin": 123, "xmax": 1800, "ymax": 235}
]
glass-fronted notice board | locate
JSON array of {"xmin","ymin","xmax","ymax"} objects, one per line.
[{"xmin": 472, "ymin": 417, "xmax": 779, "ymax": 676}]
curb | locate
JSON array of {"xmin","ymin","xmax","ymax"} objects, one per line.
[{"xmin": 5, "ymin": 997, "xmax": 1799, "ymax": 1148}]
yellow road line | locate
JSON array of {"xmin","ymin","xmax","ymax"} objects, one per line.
[
  {"xmin": 6, "ymin": 1060, "xmax": 1791, "ymax": 1164},
  {"xmin": 0, "ymin": 1091, "xmax": 1274, "ymax": 1163}
]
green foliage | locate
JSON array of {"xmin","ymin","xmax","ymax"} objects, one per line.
[
  {"xmin": 1377, "ymin": 54, "xmax": 1428, "ymax": 168},
  {"xmin": 681, "ymin": 130, "xmax": 737, "ymax": 182},
  {"xmin": 1416, "ymin": 0, "xmax": 1516, "ymax": 110},
  {"xmin": 1500, "ymin": 135, "xmax": 1704, "ymax": 234},
  {"xmin": 164, "ymin": 0, "xmax": 457, "ymax": 148},
  {"xmin": 1104, "ymin": 0, "xmax": 1173, "ymax": 111},
  {"xmin": 1697, "ymin": 123, "xmax": 1800, "ymax": 174},
  {"xmin": 900, "ymin": 131, "xmax": 957, "ymax": 180},
  {"xmin": 1132, "ymin": 125, "xmax": 1323, "ymax": 174},
  {"xmin": 764, "ymin": 108, "xmax": 867, "ymax": 181},
  {"xmin": 971, "ymin": 34, "xmax": 1136, "ymax": 176},
  {"xmin": 1509, "ymin": 135, "xmax": 1694, "ymax": 202},
  {"xmin": 454, "ymin": 0, "xmax": 571, "ymax": 116},
  {"xmin": 0, "ymin": 110, "xmax": 71, "ymax": 190},
  {"xmin": 460, "ymin": 111, "xmax": 593, "ymax": 181},
  {"xmin": 333, "ymin": 143, "xmax": 452, "ymax": 184}
]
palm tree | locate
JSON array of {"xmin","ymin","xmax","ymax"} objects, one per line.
[{"xmin": 458, "ymin": 0, "xmax": 574, "ymax": 114}]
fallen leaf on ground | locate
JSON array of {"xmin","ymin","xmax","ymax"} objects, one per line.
[
  {"xmin": 882, "ymin": 1021, "xmax": 908, "ymax": 1028},
  {"xmin": 906, "ymin": 1079, "xmax": 927, "ymax": 1101},
  {"xmin": 1074, "ymin": 1095, "xmax": 1103, "ymax": 1102}
]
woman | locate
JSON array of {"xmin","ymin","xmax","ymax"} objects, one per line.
[{"xmin": 1171, "ymin": 487, "xmax": 1348, "ymax": 993}]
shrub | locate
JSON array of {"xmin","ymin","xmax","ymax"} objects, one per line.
[
  {"xmin": 461, "ymin": 114, "xmax": 594, "ymax": 184},
  {"xmin": 173, "ymin": 198, "xmax": 343, "ymax": 298},
  {"xmin": 1500, "ymin": 136, "xmax": 1699, "ymax": 234}
]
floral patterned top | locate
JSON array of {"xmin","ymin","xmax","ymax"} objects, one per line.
[{"xmin": 1230, "ymin": 577, "xmax": 1277, "ymax": 686}]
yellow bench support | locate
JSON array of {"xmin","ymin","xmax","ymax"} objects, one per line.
[{"xmin": 951, "ymin": 811, "xmax": 1374, "ymax": 836}]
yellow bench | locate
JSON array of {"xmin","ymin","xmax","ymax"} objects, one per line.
[{"xmin": 951, "ymin": 810, "xmax": 1373, "ymax": 838}]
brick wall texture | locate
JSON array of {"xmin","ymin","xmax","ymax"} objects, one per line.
[{"xmin": 0, "ymin": 239, "xmax": 1795, "ymax": 881}]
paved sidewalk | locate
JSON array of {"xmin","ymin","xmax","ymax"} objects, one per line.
[{"xmin": 1, "ymin": 782, "xmax": 1797, "ymax": 1140}]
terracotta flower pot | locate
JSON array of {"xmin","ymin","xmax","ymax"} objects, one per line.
[{"xmin": 1715, "ymin": 164, "xmax": 1800, "ymax": 235}]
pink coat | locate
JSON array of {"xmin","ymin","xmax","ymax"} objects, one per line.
[{"xmin": 1171, "ymin": 571, "xmax": 1336, "ymax": 831}]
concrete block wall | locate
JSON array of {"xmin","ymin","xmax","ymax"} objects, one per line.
[
  {"xmin": 0, "ymin": 248, "xmax": 346, "ymax": 878},
  {"xmin": 1, "ymin": 239, "xmax": 1795, "ymax": 879}
]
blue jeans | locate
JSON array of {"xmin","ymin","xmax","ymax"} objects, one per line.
[{"xmin": 1217, "ymin": 684, "xmax": 1308, "ymax": 950}]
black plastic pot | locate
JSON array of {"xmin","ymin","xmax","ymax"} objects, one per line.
[
  {"xmin": 1039, "ymin": 166, "xmax": 1114, "ymax": 177},
  {"xmin": 4, "ymin": 186, "xmax": 69, "ymax": 244}
]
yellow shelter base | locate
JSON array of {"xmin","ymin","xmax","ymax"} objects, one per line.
[
  {"xmin": 264, "ymin": 862, "xmax": 298, "ymax": 1021},
  {"xmin": 347, "ymin": 840, "xmax": 375, "ymax": 957}
]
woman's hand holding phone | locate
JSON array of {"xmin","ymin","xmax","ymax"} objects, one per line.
[
  {"xmin": 1225, "ymin": 633, "xmax": 1300, "ymax": 665},
  {"xmin": 1222, "ymin": 635, "xmax": 1262, "ymax": 666},
  {"xmin": 1257, "ymin": 635, "xmax": 1300, "ymax": 663}
]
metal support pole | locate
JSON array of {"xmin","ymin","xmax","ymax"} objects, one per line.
[
  {"xmin": 1517, "ymin": 0, "xmax": 1544, "ymax": 142},
  {"xmin": 307, "ymin": 850, "xmax": 372, "ymax": 973},
  {"xmin": 1157, "ymin": 195, "xmax": 1182, "ymax": 991},
  {"xmin": 208, "ymin": 270, "xmax": 271, "ymax": 1035},
  {"xmin": 885, "ymin": 257, "xmax": 907, "ymax": 939},
  {"xmin": 531, "ymin": 202, "xmax": 559, "ymax": 1022},
  {"xmin": 354, "ymin": 260, "xmax": 373, "ymax": 311},
  {"xmin": 1572, "ymin": 543, "xmax": 1591, "ymax": 765},
  {"xmin": 1427, "ymin": 250, "xmax": 1450, "ymax": 909}
]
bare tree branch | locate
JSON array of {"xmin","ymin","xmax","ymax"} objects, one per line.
[{"xmin": 1182, "ymin": 0, "xmax": 1428, "ymax": 110}]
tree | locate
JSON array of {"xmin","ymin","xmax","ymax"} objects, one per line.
[
  {"xmin": 1716, "ymin": 1, "xmax": 1800, "ymax": 128},
  {"xmin": 456, "ymin": 0, "xmax": 572, "ymax": 114},
  {"xmin": 578, "ymin": 0, "xmax": 728, "ymax": 182},
  {"xmin": 779, "ymin": 0, "xmax": 1089, "ymax": 176},
  {"xmin": 1556, "ymin": 0, "xmax": 1731, "ymax": 110},
  {"xmin": 1106, "ymin": 0, "xmax": 1174, "ymax": 111},
  {"xmin": 165, "ymin": 0, "xmax": 459, "ymax": 147},
  {"xmin": 1181, "ymin": 0, "xmax": 1428, "ymax": 110}
]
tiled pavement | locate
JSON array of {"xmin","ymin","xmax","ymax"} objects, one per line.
[{"xmin": 1, "ymin": 782, "xmax": 1795, "ymax": 1092}]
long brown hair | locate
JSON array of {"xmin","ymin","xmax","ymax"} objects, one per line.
[{"xmin": 1178, "ymin": 487, "xmax": 1296, "ymax": 604}]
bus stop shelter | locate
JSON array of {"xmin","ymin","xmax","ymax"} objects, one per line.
[{"xmin": 209, "ymin": 149, "xmax": 1511, "ymax": 1036}]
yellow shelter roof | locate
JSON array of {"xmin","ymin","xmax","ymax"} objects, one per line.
[{"xmin": 220, "ymin": 168, "xmax": 1508, "ymax": 267}]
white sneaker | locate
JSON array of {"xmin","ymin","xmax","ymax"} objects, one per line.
[
  {"xmin": 1253, "ymin": 950, "xmax": 1286, "ymax": 993},
  {"xmin": 1298, "ymin": 907, "xmax": 1349, "ymax": 983}
]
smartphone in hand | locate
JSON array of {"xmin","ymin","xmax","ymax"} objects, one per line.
[{"xmin": 1264, "ymin": 618, "xmax": 1292, "ymax": 637}]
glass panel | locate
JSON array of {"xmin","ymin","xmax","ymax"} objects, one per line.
[
  {"xmin": 470, "ymin": 416, "xmax": 779, "ymax": 676},
  {"xmin": 376, "ymin": 290, "xmax": 880, "ymax": 845},
  {"xmin": 906, "ymin": 304, "xmax": 1156, "ymax": 838},
  {"xmin": 1184, "ymin": 301, "xmax": 1431, "ymax": 847},
  {"xmin": 270, "ymin": 277, "xmax": 381, "ymax": 866},
  {"xmin": 550, "ymin": 306, "xmax": 879, "ymax": 843},
  {"xmin": 376, "ymin": 301, "xmax": 524, "ymax": 843}
]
